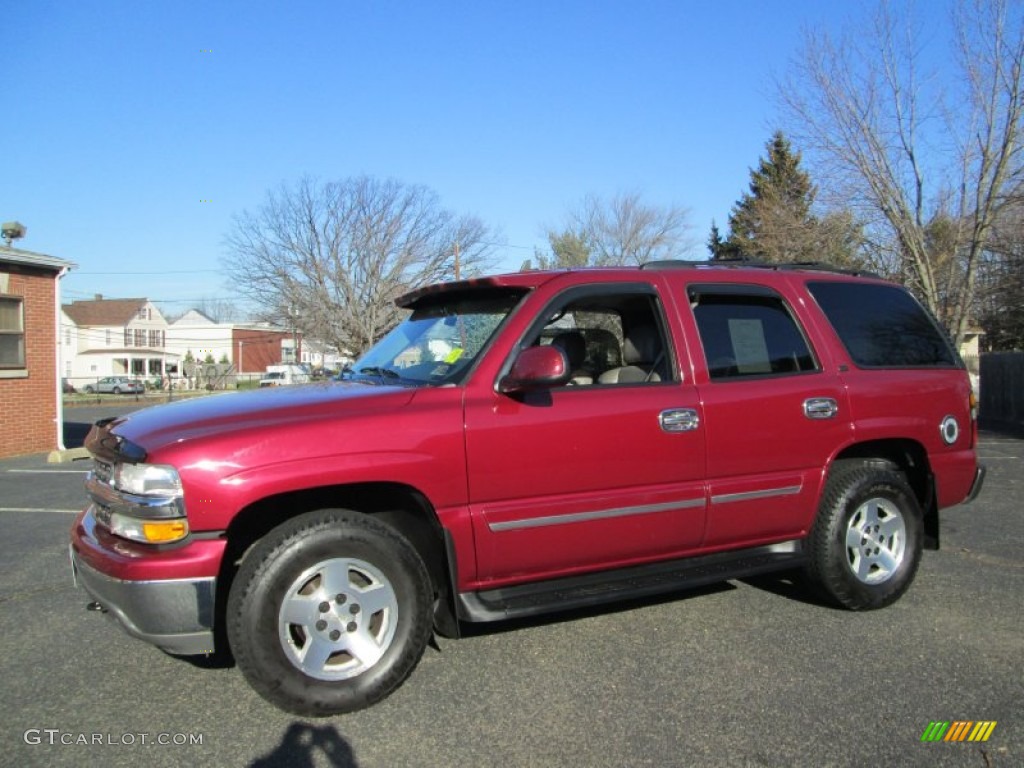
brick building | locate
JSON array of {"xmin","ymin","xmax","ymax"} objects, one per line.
[{"xmin": 0, "ymin": 245, "xmax": 75, "ymax": 459}]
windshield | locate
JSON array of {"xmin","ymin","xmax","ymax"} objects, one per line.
[{"xmin": 347, "ymin": 290, "xmax": 526, "ymax": 386}]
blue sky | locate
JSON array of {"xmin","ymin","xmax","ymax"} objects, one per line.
[{"xmin": 5, "ymin": 1, "xmax": 882, "ymax": 311}]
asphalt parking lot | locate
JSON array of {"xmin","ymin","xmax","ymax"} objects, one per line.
[{"xmin": 0, "ymin": 405, "xmax": 1020, "ymax": 767}]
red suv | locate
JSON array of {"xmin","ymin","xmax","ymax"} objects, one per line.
[{"xmin": 71, "ymin": 262, "xmax": 984, "ymax": 715}]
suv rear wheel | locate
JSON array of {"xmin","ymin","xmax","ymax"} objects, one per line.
[
  {"xmin": 226, "ymin": 509, "xmax": 433, "ymax": 716},
  {"xmin": 807, "ymin": 461, "xmax": 923, "ymax": 610}
]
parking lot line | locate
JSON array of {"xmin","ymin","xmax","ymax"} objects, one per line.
[
  {"xmin": 5, "ymin": 469, "xmax": 89, "ymax": 474},
  {"xmin": 0, "ymin": 507, "xmax": 80, "ymax": 514}
]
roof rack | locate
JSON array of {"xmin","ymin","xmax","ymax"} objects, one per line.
[{"xmin": 640, "ymin": 258, "xmax": 880, "ymax": 279}]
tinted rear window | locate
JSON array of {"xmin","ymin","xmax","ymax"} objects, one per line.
[{"xmin": 808, "ymin": 282, "xmax": 958, "ymax": 367}]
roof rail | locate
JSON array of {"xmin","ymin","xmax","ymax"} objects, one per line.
[{"xmin": 640, "ymin": 258, "xmax": 880, "ymax": 278}]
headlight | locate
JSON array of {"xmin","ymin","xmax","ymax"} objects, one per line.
[
  {"xmin": 113, "ymin": 463, "xmax": 182, "ymax": 496},
  {"xmin": 88, "ymin": 461, "xmax": 189, "ymax": 544}
]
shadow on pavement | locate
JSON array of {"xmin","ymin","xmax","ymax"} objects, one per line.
[
  {"xmin": 739, "ymin": 568, "xmax": 835, "ymax": 608},
  {"xmin": 249, "ymin": 723, "xmax": 359, "ymax": 768}
]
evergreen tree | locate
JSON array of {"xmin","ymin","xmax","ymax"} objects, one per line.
[
  {"xmin": 720, "ymin": 131, "xmax": 815, "ymax": 262},
  {"xmin": 707, "ymin": 221, "xmax": 723, "ymax": 259},
  {"xmin": 707, "ymin": 220, "xmax": 741, "ymax": 260},
  {"xmin": 527, "ymin": 230, "xmax": 593, "ymax": 270},
  {"xmin": 712, "ymin": 131, "xmax": 865, "ymax": 267}
]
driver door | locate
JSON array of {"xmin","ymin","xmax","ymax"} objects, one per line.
[{"xmin": 463, "ymin": 284, "xmax": 708, "ymax": 586}]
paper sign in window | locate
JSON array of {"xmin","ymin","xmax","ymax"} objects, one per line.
[{"xmin": 728, "ymin": 319, "xmax": 771, "ymax": 374}]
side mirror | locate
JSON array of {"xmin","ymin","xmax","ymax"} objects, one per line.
[{"xmin": 498, "ymin": 345, "xmax": 569, "ymax": 393}]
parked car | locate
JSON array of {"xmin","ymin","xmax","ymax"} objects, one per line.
[
  {"xmin": 82, "ymin": 376, "xmax": 145, "ymax": 395},
  {"xmin": 71, "ymin": 262, "xmax": 984, "ymax": 716}
]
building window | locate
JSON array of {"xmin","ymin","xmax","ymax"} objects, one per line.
[
  {"xmin": 134, "ymin": 329, "xmax": 146, "ymax": 347},
  {"xmin": 149, "ymin": 329, "xmax": 163, "ymax": 347},
  {"xmin": 0, "ymin": 296, "xmax": 26, "ymax": 369},
  {"xmin": 124, "ymin": 328, "xmax": 132, "ymax": 347}
]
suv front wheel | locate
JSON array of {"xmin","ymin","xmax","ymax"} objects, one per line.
[
  {"xmin": 807, "ymin": 461, "xmax": 923, "ymax": 610},
  {"xmin": 226, "ymin": 509, "xmax": 434, "ymax": 716}
]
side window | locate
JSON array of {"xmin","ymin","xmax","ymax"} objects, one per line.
[
  {"xmin": 526, "ymin": 290, "xmax": 674, "ymax": 385},
  {"xmin": 807, "ymin": 281, "xmax": 958, "ymax": 367},
  {"xmin": 691, "ymin": 290, "xmax": 817, "ymax": 380}
]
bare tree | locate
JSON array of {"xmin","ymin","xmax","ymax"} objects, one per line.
[
  {"xmin": 190, "ymin": 297, "xmax": 242, "ymax": 323},
  {"xmin": 976, "ymin": 202, "xmax": 1024, "ymax": 350},
  {"xmin": 779, "ymin": 0, "xmax": 1024, "ymax": 346},
  {"xmin": 533, "ymin": 192, "xmax": 694, "ymax": 268},
  {"xmin": 223, "ymin": 176, "xmax": 496, "ymax": 356}
]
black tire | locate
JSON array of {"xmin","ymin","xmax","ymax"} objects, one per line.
[
  {"xmin": 84, "ymin": 386, "xmax": 94, "ymax": 394},
  {"xmin": 226, "ymin": 509, "xmax": 434, "ymax": 716},
  {"xmin": 806, "ymin": 462, "xmax": 923, "ymax": 610},
  {"xmin": 112, "ymin": 386, "xmax": 122, "ymax": 394}
]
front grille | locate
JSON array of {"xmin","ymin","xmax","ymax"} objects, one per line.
[
  {"xmin": 93, "ymin": 459, "xmax": 113, "ymax": 485},
  {"xmin": 93, "ymin": 503, "xmax": 113, "ymax": 528}
]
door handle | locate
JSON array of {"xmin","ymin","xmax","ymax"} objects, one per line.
[
  {"xmin": 804, "ymin": 397, "xmax": 839, "ymax": 420},
  {"xmin": 660, "ymin": 408, "xmax": 700, "ymax": 432}
]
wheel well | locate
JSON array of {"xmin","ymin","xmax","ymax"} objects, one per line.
[
  {"xmin": 832, "ymin": 438, "xmax": 939, "ymax": 550},
  {"xmin": 212, "ymin": 482, "xmax": 457, "ymax": 658}
]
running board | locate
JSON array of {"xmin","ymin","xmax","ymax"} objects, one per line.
[{"xmin": 456, "ymin": 541, "xmax": 806, "ymax": 623}]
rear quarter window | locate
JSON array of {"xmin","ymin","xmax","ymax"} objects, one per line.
[{"xmin": 808, "ymin": 282, "xmax": 958, "ymax": 368}]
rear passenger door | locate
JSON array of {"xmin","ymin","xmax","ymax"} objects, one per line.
[{"xmin": 685, "ymin": 282, "xmax": 851, "ymax": 547}]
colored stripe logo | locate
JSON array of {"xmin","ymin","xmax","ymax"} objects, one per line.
[{"xmin": 921, "ymin": 721, "xmax": 997, "ymax": 742}]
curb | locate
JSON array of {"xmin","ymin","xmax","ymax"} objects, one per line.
[{"xmin": 48, "ymin": 447, "xmax": 91, "ymax": 464}]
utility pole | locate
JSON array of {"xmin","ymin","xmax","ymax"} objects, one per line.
[
  {"xmin": 289, "ymin": 306, "xmax": 300, "ymax": 365},
  {"xmin": 454, "ymin": 241, "xmax": 461, "ymax": 281}
]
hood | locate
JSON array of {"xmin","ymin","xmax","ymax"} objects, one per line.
[{"xmin": 90, "ymin": 381, "xmax": 417, "ymax": 461}]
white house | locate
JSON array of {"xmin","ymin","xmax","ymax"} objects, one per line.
[
  {"xmin": 166, "ymin": 309, "xmax": 235, "ymax": 365},
  {"xmin": 62, "ymin": 296, "xmax": 178, "ymax": 387}
]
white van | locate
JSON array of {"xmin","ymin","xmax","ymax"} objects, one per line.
[{"xmin": 259, "ymin": 365, "xmax": 310, "ymax": 387}]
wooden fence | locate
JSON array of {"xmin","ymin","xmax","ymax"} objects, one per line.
[{"xmin": 979, "ymin": 351, "xmax": 1024, "ymax": 433}]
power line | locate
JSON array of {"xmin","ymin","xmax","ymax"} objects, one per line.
[
  {"xmin": 480, "ymin": 240, "xmax": 535, "ymax": 250},
  {"xmin": 72, "ymin": 269, "xmax": 224, "ymax": 275},
  {"xmin": 63, "ymin": 290, "xmax": 241, "ymax": 304}
]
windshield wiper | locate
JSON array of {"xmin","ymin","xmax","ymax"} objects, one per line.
[{"xmin": 355, "ymin": 366, "xmax": 402, "ymax": 381}]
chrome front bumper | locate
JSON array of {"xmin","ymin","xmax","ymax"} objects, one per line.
[{"xmin": 71, "ymin": 549, "xmax": 216, "ymax": 656}]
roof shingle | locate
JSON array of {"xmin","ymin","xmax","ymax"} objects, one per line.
[{"xmin": 63, "ymin": 298, "xmax": 147, "ymax": 327}]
